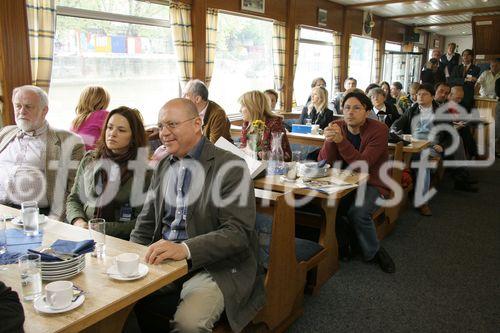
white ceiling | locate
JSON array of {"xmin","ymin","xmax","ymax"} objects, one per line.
[{"xmin": 328, "ymin": 0, "xmax": 500, "ymax": 36}]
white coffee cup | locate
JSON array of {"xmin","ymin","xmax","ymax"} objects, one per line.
[
  {"xmin": 45, "ymin": 281, "xmax": 73, "ymax": 310},
  {"xmin": 115, "ymin": 253, "xmax": 140, "ymax": 277},
  {"xmin": 311, "ymin": 124, "xmax": 320, "ymax": 135}
]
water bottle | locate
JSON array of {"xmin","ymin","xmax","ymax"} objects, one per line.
[{"xmin": 267, "ymin": 132, "xmax": 286, "ymax": 175}]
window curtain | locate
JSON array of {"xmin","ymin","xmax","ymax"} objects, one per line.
[
  {"xmin": 272, "ymin": 21, "xmax": 286, "ymax": 109},
  {"xmin": 332, "ymin": 32, "xmax": 341, "ymax": 94},
  {"xmin": 26, "ymin": 0, "xmax": 56, "ymax": 92},
  {"xmin": 291, "ymin": 25, "xmax": 300, "ymax": 107},
  {"xmin": 347, "ymin": 36, "xmax": 353, "ymax": 81},
  {"xmin": 170, "ymin": 1, "xmax": 193, "ymax": 89},
  {"xmin": 371, "ymin": 38, "xmax": 380, "ymax": 83},
  {"xmin": 205, "ymin": 8, "xmax": 218, "ymax": 87}
]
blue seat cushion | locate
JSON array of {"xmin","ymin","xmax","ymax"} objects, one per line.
[{"xmin": 255, "ymin": 212, "xmax": 324, "ymax": 269}]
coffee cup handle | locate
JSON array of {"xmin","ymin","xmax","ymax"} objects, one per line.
[{"xmin": 48, "ymin": 293, "xmax": 56, "ymax": 306}]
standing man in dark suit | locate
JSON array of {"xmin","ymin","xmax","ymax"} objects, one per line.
[
  {"xmin": 131, "ymin": 98, "xmax": 264, "ymax": 332},
  {"xmin": 449, "ymin": 49, "xmax": 481, "ymax": 112},
  {"xmin": 183, "ymin": 79, "xmax": 232, "ymax": 143},
  {"xmin": 440, "ymin": 42, "xmax": 461, "ymax": 81}
]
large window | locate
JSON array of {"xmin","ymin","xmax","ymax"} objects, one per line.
[
  {"xmin": 348, "ymin": 35, "xmax": 374, "ymax": 90},
  {"xmin": 48, "ymin": 0, "xmax": 179, "ymax": 127},
  {"xmin": 293, "ymin": 28, "xmax": 334, "ymax": 106},
  {"xmin": 210, "ymin": 13, "xmax": 274, "ymax": 115},
  {"xmin": 385, "ymin": 42, "xmax": 401, "ymax": 52}
]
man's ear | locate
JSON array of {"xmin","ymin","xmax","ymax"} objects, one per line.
[{"xmin": 194, "ymin": 95, "xmax": 203, "ymax": 104}]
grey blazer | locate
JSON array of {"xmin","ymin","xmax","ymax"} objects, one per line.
[
  {"xmin": 0, "ymin": 125, "xmax": 85, "ymax": 220},
  {"xmin": 130, "ymin": 139, "xmax": 265, "ymax": 332}
]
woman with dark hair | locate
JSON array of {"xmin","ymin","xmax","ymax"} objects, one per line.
[
  {"xmin": 66, "ymin": 106, "xmax": 151, "ymax": 240},
  {"xmin": 379, "ymin": 81, "xmax": 396, "ymax": 105},
  {"xmin": 365, "ymin": 83, "xmax": 379, "ymax": 95}
]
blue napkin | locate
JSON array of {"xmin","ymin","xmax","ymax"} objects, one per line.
[
  {"xmin": 0, "ymin": 229, "xmax": 43, "ymax": 265},
  {"xmin": 28, "ymin": 239, "xmax": 95, "ymax": 262},
  {"xmin": 51, "ymin": 239, "xmax": 95, "ymax": 255}
]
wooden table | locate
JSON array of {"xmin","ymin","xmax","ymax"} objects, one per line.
[
  {"xmin": 474, "ymin": 96, "xmax": 497, "ymax": 157},
  {"xmin": 253, "ymin": 171, "xmax": 368, "ymax": 293},
  {"xmin": 0, "ymin": 204, "xmax": 188, "ymax": 333},
  {"xmin": 231, "ymin": 125, "xmax": 431, "ymax": 164}
]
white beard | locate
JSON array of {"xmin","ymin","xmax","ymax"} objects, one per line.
[{"xmin": 16, "ymin": 119, "xmax": 35, "ymax": 132}]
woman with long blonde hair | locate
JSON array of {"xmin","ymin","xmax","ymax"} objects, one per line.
[
  {"xmin": 299, "ymin": 86, "xmax": 334, "ymax": 130},
  {"xmin": 70, "ymin": 86, "xmax": 110, "ymax": 150},
  {"xmin": 238, "ymin": 90, "xmax": 291, "ymax": 161}
]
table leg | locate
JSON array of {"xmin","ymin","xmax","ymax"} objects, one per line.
[
  {"xmin": 307, "ymin": 200, "xmax": 339, "ymax": 295},
  {"xmin": 80, "ymin": 303, "xmax": 135, "ymax": 333}
]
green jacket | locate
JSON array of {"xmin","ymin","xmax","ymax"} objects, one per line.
[{"xmin": 66, "ymin": 151, "xmax": 151, "ymax": 240}]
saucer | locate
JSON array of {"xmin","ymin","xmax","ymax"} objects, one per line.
[
  {"xmin": 11, "ymin": 215, "xmax": 47, "ymax": 226},
  {"xmin": 34, "ymin": 294, "xmax": 85, "ymax": 314},
  {"xmin": 106, "ymin": 263, "xmax": 149, "ymax": 281}
]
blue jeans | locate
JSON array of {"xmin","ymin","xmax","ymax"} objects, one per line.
[{"xmin": 338, "ymin": 185, "xmax": 381, "ymax": 260}]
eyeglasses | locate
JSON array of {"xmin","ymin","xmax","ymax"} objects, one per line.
[
  {"xmin": 343, "ymin": 105, "xmax": 365, "ymax": 112},
  {"xmin": 158, "ymin": 116, "xmax": 197, "ymax": 130}
]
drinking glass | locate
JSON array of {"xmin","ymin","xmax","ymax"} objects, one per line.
[
  {"xmin": 21, "ymin": 201, "xmax": 39, "ymax": 236},
  {"xmin": 18, "ymin": 253, "xmax": 42, "ymax": 301},
  {"xmin": 89, "ymin": 218, "xmax": 106, "ymax": 257},
  {"xmin": 0, "ymin": 216, "xmax": 6, "ymax": 255},
  {"xmin": 292, "ymin": 150, "xmax": 303, "ymax": 162}
]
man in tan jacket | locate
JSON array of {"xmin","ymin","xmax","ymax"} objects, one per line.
[
  {"xmin": 0, "ymin": 85, "xmax": 84, "ymax": 220},
  {"xmin": 183, "ymin": 79, "xmax": 232, "ymax": 143}
]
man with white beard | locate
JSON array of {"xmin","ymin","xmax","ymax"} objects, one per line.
[{"xmin": 0, "ymin": 85, "xmax": 84, "ymax": 219}]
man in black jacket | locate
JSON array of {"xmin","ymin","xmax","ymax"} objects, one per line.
[{"xmin": 0, "ymin": 281, "xmax": 24, "ymax": 333}]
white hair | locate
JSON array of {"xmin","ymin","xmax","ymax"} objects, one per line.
[{"xmin": 12, "ymin": 85, "xmax": 49, "ymax": 110}]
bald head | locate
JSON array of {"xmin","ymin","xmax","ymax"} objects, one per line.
[
  {"xmin": 158, "ymin": 98, "xmax": 202, "ymax": 158},
  {"xmin": 161, "ymin": 98, "xmax": 199, "ymax": 119}
]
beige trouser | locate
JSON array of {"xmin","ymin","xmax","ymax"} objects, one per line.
[{"xmin": 171, "ymin": 271, "xmax": 225, "ymax": 333}]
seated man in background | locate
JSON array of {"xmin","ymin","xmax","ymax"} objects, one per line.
[
  {"xmin": 264, "ymin": 88, "xmax": 279, "ymax": 110},
  {"xmin": 440, "ymin": 85, "xmax": 478, "ymax": 192},
  {"xmin": 434, "ymin": 82, "xmax": 451, "ymax": 106},
  {"xmin": 131, "ymin": 98, "xmax": 264, "ymax": 332},
  {"xmin": 392, "ymin": 83, "xmax": 446, "ymax": 216},
  {"xmin": 332, "ymin": 77, "xmax": 357, "ymax": 113},
  {"xmin": 475, "ymin": 58, "xmax": 500, "ymax": 98},
  {"xmin": 0, "ymin": 85, "xmax": 84, "ymax": 220},
  {"xmin": 183, "ymin": 79, "xmax": 232, "ymax": 143},
  {"xmin": 319, "ymin": 91, "xmax": 395, "ymax": 273}
]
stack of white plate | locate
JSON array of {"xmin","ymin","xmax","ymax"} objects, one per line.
[{"xmin": 40, "ymin": 255, "xmax": 86, "ymax": 281}]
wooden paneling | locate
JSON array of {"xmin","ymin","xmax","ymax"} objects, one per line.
[
  {"xmin": 293, "ymin": 0, "xmax": 344, "ymax": 32},
  {"xmin": 207, "ymin": 0, "xmax": 287, "ymax": 22},
  {"xmin": 384, "ymin": 19, "xmax": 406, "ymax": 43},
  {"xmin": 0, "ymin": 0, "xmax": 32, "ymax": 126},
  {"xmin": 192, "ymin": 0, "xmax": 207, "ymax": 81},
  {"xmin": 472, "ymin": 14, "xmax": 500, "ymax": 56}
]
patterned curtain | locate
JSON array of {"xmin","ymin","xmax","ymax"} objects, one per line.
[
  {"xmin": 170, "ymin": 1, "xmax": 193, "ymax": 89},
  {"xmin": 332, "ymin": 32, "xmax": 341, "ymax": 94},
  {"xmin": 291, "ymin": 25, "xmax": 300, "ymax": 107},
  {"xmin": 205, "ymin": 8, "xmax": 218, "ymax": 87},
  {"xmin": 371, "ymin": 38, "xmax": 380, "ymax": 83},
  {"xmin": 26, "ymin": 0, "xmax": 56, "ymax": 92},
  {"xmin": 272, "ymin": 21, "xmax": 286, "ymax": 109},
  {"xmin": 293, "ymin": 25, "xmax": 300, "ymax": 79}
]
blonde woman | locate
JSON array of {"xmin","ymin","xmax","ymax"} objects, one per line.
[
  {"xmin": 239, "ymin": 90, "xmax": 291, "ymax": 161},
  {"xmin": 70, "ymin": 86, "xmax": 110, "ymax": 150},
  {"xmin": 299, "ymin": 86, "xmax": 334, "ymax": 130}
]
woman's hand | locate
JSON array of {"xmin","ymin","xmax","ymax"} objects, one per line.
[{"xmin": 73, "ymin": 218, "xmax": 88, "ymax": 229}]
